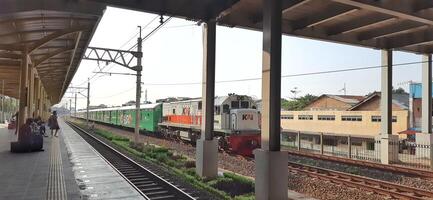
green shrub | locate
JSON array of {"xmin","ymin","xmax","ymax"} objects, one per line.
[
  {"xmin": 112, "ymin": 135, "xmax": 129, "ymax": 142},
  {"xmin": 223, "ymin": 173, "xmax": 254, "ymax": 187},
  {"xmin": 81, "ymin": 124, "xmax": 257, "ymax": 200},
  {"xmin": 234, "ymin": 194, "xmax": 255, "ymax": 200}
]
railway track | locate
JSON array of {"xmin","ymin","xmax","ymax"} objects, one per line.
[
  {"xmin": 288, "ymin": 161, "xmax": 433, "ymax": 200},
  {"xmin": 66, "ymin": 122, "xmax": 196, "ymax": 200},
  {"xmin": 78, "ymin": 117, "xmax": 433, "ymax": 180},
  {"xmin": 286, "ymin": 149, "xmax": 433, "ymax": 180},
  {"xmin": 70, "ymin": 118, "xmax": 433, "ymax": 199}
]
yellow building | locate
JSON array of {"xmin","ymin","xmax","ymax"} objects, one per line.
[
  {"xmin": 281, "ymin": 92, "xmax": 409, "ymax": 136},
  {"xmin": 281, "ymin": 110, "xmax": 408, "ymax": 136}
]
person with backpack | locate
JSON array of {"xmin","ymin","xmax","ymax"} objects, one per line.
[
  {"xmin": 35, "ymin": 116, "xmax": 47, "ymax": 137},
  {"xmin": 48, "ymin": 111, "xmax": 59, "ymax": 137}
]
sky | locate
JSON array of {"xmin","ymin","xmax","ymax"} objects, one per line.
[{"xmin": 61, "ymin": 7, "xmax": 424, "ymax": 110}]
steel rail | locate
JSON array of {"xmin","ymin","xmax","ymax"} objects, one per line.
[
  {"xmin": 66, "ymin": 121, "xmax": 196, "ymax": 200},
  {"xmin": 288, "ymin": 161, "xmax": 433, "ymax": 200},
  {"xmin": 286, "ymin": 149, "xmax": 433, "ymax": 180}
]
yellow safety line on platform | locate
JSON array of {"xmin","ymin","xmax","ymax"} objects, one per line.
[{"xmin": 46, "ymin": 137, "xmax": 67, "ymax": 200}]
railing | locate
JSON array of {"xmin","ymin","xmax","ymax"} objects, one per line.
[{"xmin": 282, "ymin": 131, "xmax": 432, "ymax": 170}]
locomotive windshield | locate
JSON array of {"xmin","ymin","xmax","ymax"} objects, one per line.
[
  {"xmin": 231, "ymin": 101, "xmax": 239, "ymax": 108},
  {"xmin": 223, "ymin": 104, "xmax": 230, "ymax": 114},
  {"xmin": 241, "ymin": 101, "xmax": 249, "ymax": 108}
]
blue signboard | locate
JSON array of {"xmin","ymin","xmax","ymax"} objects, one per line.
[{"xmin": 409, "ymin": 83, "xmax": 433, "ymax": 98}]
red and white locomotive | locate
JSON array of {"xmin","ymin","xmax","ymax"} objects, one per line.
[{"xmin": 158, "ymin": 94, "xmax": 260, "ymax": 156}]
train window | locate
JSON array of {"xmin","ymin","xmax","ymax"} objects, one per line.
[
  {"xmin": 231, "ymin": 101, "xmax": 239, "ymax": 109},
  {"xmin": 241, "ymin": 101, "xmax": 249, "ymax": 108},
  {"xmin": 198, "ymin": 102, "xmax": 202, "ymax": 110},
  {"xmin": 172, "ymin": 109, "xmax": 176, "ymax": 114},
  {"xmin": 223, "ymin": 104, "xmax": 230, "ymax": 114}
]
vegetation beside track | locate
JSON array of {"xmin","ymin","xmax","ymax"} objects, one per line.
[{"xmin": 72, "ymin": 121, "xmax": 255, "ymax": 200}]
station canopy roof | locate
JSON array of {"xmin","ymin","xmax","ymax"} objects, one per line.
[
  {"xmin": 0, "ymin": 0, "xmax": 105, "ymax": 103},
  {"xmin": 1, "ymin": 0, "xmax": 433, "ymax": 103},
  {"xmin": 90, "ymin": 0, "xmax": 433, "ymax": 54}
]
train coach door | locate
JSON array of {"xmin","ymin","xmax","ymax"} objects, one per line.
[{"xmin": 231, "ymin": 113, "xmax": 237, "ymax": 130}]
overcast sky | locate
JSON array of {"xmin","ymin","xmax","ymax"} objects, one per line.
[{"xmin": 61, "ymin": 7, "xmax": 423, "ymax": 110}]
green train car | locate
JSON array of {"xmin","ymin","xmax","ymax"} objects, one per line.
[{"xmin": 78, "ymin": 103, "xmax": 162, "ymax": 132}]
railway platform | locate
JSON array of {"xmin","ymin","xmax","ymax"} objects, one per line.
[{"xmin": 0, "ymin": 119, "xmax": 143, "ymax": 200}]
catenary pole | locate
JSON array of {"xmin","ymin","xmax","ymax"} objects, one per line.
[
  {"xmin": 134, "ymin": 26, "xmax": 143, "ymax": 143},
  {"xmin": 75, "ymin": 93, "xmax": 77, "ymax": 117},
  {"xmin": 87, "ymin": 79, "xmax": 90, "ymax": 126}
]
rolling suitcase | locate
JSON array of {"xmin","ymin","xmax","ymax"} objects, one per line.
[
  {"xmin": 10, "ymin": 141, "xmax": 30, "ymax": 153},
  {"xmin": 31, "ymin": 134, "xmax": 43, "ymax": 151}
]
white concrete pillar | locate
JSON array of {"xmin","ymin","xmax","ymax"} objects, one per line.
[
  {"xmin": 422, "ymin": 54, "xmax": 432, "ymax": 134},
  {"xmin": 421, "ymin": 54, "xmax": 433, "ymax": 169},
  {"xmin": 379, "ymin": 49, "xmax": 398, "ymax": 164},
  {"xmin": 348, "ymin": 136, "xmax": 352, "ymax": 158},
  {"xmin": 195, "ymin": 20, "xmax": 218, "ymax": 179},
  {"xmin": 320, "ymin": 132, "xmax": 324, "ymax": 155},
  {"xmin": 254, "ymin": 0, "xmax": 288, "ymax": 199}
]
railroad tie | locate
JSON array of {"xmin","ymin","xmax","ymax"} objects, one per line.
[{"xmin": 46, "ymin": 137, "xmax": 68, "ymax": 200}]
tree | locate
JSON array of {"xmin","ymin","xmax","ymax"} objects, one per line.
[
  {"xmin": 392, "ymin": 87, "xmax": 407, "ymax": 94},
  {"xmin": 282, "ymin": 94, "xmax": 317, "ymax": 111}
]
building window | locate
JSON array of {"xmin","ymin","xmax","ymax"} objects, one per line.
[
  {"xmin": 341, "ymin": 115, "xmax": 362, "ymax": 121},
  {"xmin": 281, "ymin": 115, "xmax": 294, "ymax": 120},
  {"xmin": 371, "ymin": 116, "xmax": 397, "ymax": 122},
  {"xmin": 318, "ymin": 115, "xmax": 335, "ymax": 121},
  {"xmin": 371, "ymin": 116, "xmax": 380, "ymax": 122},
  {"xmin": 367, "ymin": 141, "xmax": 375, "ymax": 150},
  {"xmin": 298, "ymin": 115, "xmax": 313, "ymax": 120}
]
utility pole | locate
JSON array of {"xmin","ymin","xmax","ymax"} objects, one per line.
[
  {"xmin": 87, "ymin": 79, "xmax": 90, "ymax": 126},
  {"xmin": 82, "ymin": 18, "xmax": 169, "ymax": 142},
  {"xmin": 67, "ymin": 86, "xmax": 88, "ymax": 121},
  {"xmin": 339, "ymin": 83, "xmax": 347, "ymax": 95},
  {"xmin": 145, "ymin": 89, "xmax": 148, "ymax": 103},
  {"xmin": 69, "ymin": 98, "xmax": 72, "ymax": 116},
  {"xmin": 135, "ymin": 26, "xmax": 143, "ymax": 143},
  {"xmin": 74, "ymin": 93, "xmax": 77, "ymax": 117}
]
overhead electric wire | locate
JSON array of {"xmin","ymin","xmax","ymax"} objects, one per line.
[
  {"xmin": 118, "ymin": 16, "xmax": 159, "ymax": 50},
  {"xmin": 72, "ymin": 60, "xmax": 428, "ymax": 107},
  {"xmin": 93, "ymin": 86, "xmax": 136, "ymax": 99},
  {"xmin": 80, "ymin": 17, "xmax": 174, "ymax": 100},
  {"xmin": 140, "ymin": 60, "xmax": 429, "ymax": 86},
  {"xmin": 127, "ymin": 16, "xmax": 173, "ymax": 51},
  {"xmin": 74, "ymin": 16, "xmax": 160, "ymax": 87}
]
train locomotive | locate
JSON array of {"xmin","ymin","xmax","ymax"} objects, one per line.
[{"xmin": 75, "ymin": 94, "xmax": 261, "ymax": 156}]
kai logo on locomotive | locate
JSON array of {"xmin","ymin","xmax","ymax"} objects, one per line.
[{"xmin": 242, "ymin": 113, "xmax": 254, "ymax": 120}]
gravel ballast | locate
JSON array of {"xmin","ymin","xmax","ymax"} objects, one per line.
[{"xmin": 76, "ymin": 120, "xmax": 433, "ymax": 200}]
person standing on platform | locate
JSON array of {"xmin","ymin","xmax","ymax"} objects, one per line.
[
  {"xmin": 35, "ymin": 116, "xmax": 47, "ymax": 137},
  {"xmin": 13, "ymin": 111, "xmax": 18, "ymax": 135},
  {"xmin": 48, "ymin": 111, "xmax": 59, "ymax": 137}
]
